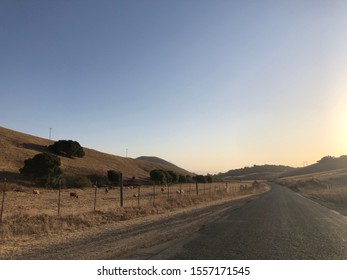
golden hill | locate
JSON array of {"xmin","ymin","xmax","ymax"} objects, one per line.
[{"xmin": 0, "ymin": 126, "xmax": 192, "ymax": 182}]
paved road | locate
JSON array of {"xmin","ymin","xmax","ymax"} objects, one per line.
[{"xmin": 151, "ymin": 184, "xmax": 347, "ymax": 259}]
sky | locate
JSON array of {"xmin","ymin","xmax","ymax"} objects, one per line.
[{"xmin": 1, "ymin": 0, "xmax": 347, "ymax": 174}]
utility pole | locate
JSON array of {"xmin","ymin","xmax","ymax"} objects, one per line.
[
  {"xmin": 49, "ymin": 127, "xmax": 52, "ymax": 140},
  {"xmin": 126, "ymin": 148, "xmax": 128, "ymax": 158}
]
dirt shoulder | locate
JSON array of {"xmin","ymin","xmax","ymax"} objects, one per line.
[
  {"xmin": 276, "ymin": 178, "xmax": 347, "ymax": 218},
  {"xmin": 0, "ymin": 191, "xmax": 267, "ymax": 260}
]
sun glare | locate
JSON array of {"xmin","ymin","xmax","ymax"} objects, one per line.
[{"xmin": 341, "ymin": 109, "xmax": 347, "ymax": 149}]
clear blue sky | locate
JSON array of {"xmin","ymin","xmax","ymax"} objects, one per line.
[{"xmin": 1, "ymin": 0, "xmax": 347, "ymax": 174}]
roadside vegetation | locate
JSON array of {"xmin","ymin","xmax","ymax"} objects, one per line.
[
  {"xmin": 277, "ymin": 160, "xmax": 347, "ymax": 216},
  {"xmin": 0, "ymin": 180, "xmax": 268, "ymax": 240}
]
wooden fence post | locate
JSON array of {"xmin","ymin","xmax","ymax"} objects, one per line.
[
  {"xmin": 120, "ymin": 174, "xmax": 124, "ymax": 207},
  {"xmin": 0, "ymin": 178, "xmax": 6, "ymax": 223},
  {"xmin": 196, "ymin": 182, "xmax": 199, "ymax": 196},
  {"xmin": 57, "ymin": 179, "xmax": 62, "ymax": 217},
  {"xmin": 93, "ymin": 181, "xmax": 98, "ymax": 212}
]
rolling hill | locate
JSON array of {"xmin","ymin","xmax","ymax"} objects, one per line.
[
  {"xmin": 219, "ymin": 164, "xmax": 296, "ymax": 180},
  {"xmin": 0, "ymin": 126, "xmax": 192, "ymax": 183},
  {"xmin": 136, "ymin": 156, "xmax": 180, "ymax": 169},
  {"xmin": 279, "ymin": 155, "xmax": 347, "ymax": 178}
]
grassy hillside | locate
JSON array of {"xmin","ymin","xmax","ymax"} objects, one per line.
[
  {"xmin": 136, "ymin": 156, "xmax": 180, "ymax": 169},
  {"xmin": 220, "ymin": 157, "xmax": 347, "ymax": 181},
  {"xmin": 280, "ymin": 156, "xmax": 347, "ymax": 178},
  {"xmin": 219, "ymin": 164, "xmax": 296, "ymax": 180},
  {"xmin": 0, "ymin": 126, "xmax": 192, "ymax": 183}
]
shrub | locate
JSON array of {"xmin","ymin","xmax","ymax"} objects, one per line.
[
  {"xmin": 65, "ymin": 176, "xmax": 93, "ymax": 188},
  {"xmin": 178, "ymin": 175, "xmax": 187, "ymax": 183},
  {"xmin": 150, "ymin": 169, "xmax": 166, "ymax": 184},
  {"xmin": 19, "ymin": 153, "xmax": 62, "ymax": 187},
  {"xmin": 88, "ymin": 174, "xmax": 108, "ymax": 186},
  {"xmin": 48, "ymin": 140, "xmax": 85, "ymax": 158},
  {"xmin": 194, "ymin": 175, "xmax": 207, "ymax": 183},
  {"xmin": 107, "ymin": 170, "xmax": 122, "ymax": 186}
]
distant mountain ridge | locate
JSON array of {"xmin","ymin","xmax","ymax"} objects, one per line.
[{"xmin": 219, "ymin": 156, "xmax": 347, "ymax": 180}]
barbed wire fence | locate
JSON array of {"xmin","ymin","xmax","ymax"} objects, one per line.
[{"xmin": 0, "ymin": 178, "xmax": 264, "ymax": 221}]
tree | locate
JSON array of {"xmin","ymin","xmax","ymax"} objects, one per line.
[
  {"xmin": 194, "ymin": 175, "xmax": 206, "ymax": 183},
  {"xmin": 161, "ymin": 170, "xmax": 172, "ymax": 184},
  {"xmin": 107, "ymin": 170, "xmax": 122, "ymax": 186},
  {"xmin": 150, "ymin": 169, "xmax": 164, "ymax": 184},
  {"xmin": 185, "ymin": 175, "xmax": 194, "ymax": 183},
  {"xmin": 150, "ymin": 169, "xmax": 173, "ymax": 184},
  {"xmin": 167, "ymin": 171, "xmax": 178, "ymax": 184},
  {"xmin": 317, "ymin": 156, "xmax": 335, "ymax": 164},
  {"xmin": 178, "ymin": 175, "xmax": 187, "ymax": 183},
  {"xmin": 48, "ymin": 140, "xmax": 85, "ymax": 158},
  {"xmin": 205, "ymin": 174, "xmax": 213, "ymax": 183},
  {"xmin": 19, "ymin": 153, "xmax": 62, "ymax": 187}
]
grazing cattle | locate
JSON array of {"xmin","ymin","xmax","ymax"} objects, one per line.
[
  {"xmin": 70, "ymin": 192, "xmax": 79, "ymax": 199},
  {"xmin": 176, "ymin": 190, "xmax": 184, "ymax": 195},
  {"xmin": 33, "ymin": 189, "xmax": 40, "ymax": 195}
]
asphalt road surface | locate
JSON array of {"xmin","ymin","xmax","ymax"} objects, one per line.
[{"xmin": 151, "ymin": 184, "xmax": 347, "ymax": 259}]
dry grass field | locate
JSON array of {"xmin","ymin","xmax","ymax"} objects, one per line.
[
  {"xmin": 0, "ymin": 126, "xmax": 271, "ymax": 259},
  {"xmin": 0, "ymin": 181, "xmax": 266, "ymax": 241},
  {"xmin": 277, "ymin": 168, "xmax": 347, "ymax": 215}
]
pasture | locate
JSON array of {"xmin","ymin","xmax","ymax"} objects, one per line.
[
  {"xmin": 0, "ymin": 181, "xmax": 267, "ymax": 239},
  {"xmin": 1, "ymin": 182, "xmax": 258, "ymax": 217}
]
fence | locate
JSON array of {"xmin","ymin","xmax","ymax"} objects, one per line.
[{"xmin": 0, "ymin": 179, "xmax": 262, "ymax": 220}]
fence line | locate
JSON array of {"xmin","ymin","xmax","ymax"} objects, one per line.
[{"xmin": 0, "ymin": 181, "xmax": 262, "ymax": 220}]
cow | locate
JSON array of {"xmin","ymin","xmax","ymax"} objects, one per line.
[
  {"xmin": 33, "ymin": 189, "xmax": 40, "ymax": 195},
  {"xmin": 70, "ymin": 192, "xmax": 79, "ymax": 199}
]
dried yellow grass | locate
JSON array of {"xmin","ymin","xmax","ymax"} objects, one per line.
[{"xmin": 0, "ymin": 182, "xmax": 267, "ymax": 240}]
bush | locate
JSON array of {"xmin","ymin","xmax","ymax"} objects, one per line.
[
  {"xmin": 19, "ymin": 153, "xmax": 62, "ymax": 187},
  {"xmin": 88, "ymin": 174, "xmax": 108, "ymax": 186},
  {"xmin": 150, "ymin": 169, "xmax": 166, "ymax": 184},
  {"xmin": 107, "ymin": 170, "xmax": 122, "ymax": 186},
  {"xmin": 178, "ymin": 175, "xmax": 187, "ymax": 183},
  {"xmin": 65, "ymin": 176, "xmax": 93, "ymax": 188},
  {"xmin": 149, "ymin": 169, "xmax": 176, "ymax": 185},
  {"xmin": 167, "ymin": 171, "xmax": 178, "ymax": 184},
  {"xmin": 194, "ymin": 175, "xmax": 207, "ymax": 183},
  {"xmin": 48, "ymin": 140, "xmax": 85, "ymax": 158}
]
